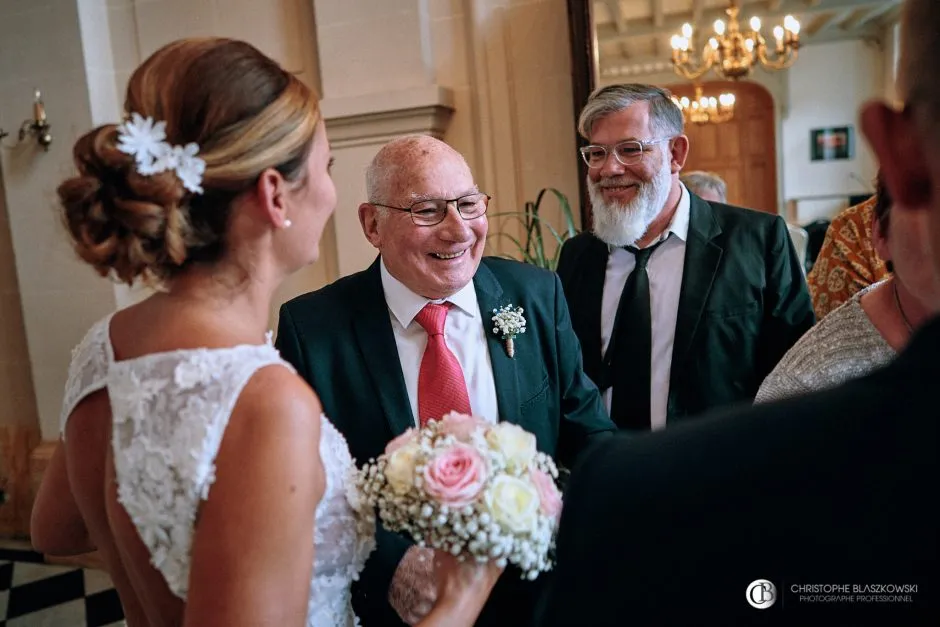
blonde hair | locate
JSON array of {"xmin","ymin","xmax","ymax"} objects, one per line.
[{"xmin": 58, "ymin": 37, "xmax": 322, "ymax": 285}]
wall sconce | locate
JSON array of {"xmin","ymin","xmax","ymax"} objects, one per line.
[
  {"xmin": 0, "ymin": 90, "xmax": 53, "ymax": 151},
  {"xmin": 20, "ymin": 90, "xmax": 53, "ymax": 150}
]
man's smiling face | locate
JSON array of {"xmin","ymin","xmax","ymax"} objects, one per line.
[{"xmin": 365, "ymin": 138, "xmax": 487, "ymax": 300}]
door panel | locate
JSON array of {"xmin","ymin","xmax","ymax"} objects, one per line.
[{"xmin": 668, "ymin": 80, "xmax": 778, "ymax": 214}]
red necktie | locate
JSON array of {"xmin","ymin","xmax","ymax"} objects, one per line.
[{"xmin": 414, "ymin": 303, "xmax": 472, "ymax": 426}]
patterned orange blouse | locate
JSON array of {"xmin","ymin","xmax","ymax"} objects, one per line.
[{"xmin": 807, "ymin": 195, "xmax": 890, "ymax": 319}]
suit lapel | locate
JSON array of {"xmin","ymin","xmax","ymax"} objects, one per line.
[
  {"xmin": 671, "ymin": 196, "xmax": 723, "ymax": 373},
  {"xmin": 473, "ymin": 262, "xmax": 522, "ymax": 426},
  {"xmin": 567, "ymin": 236, "xmax": 609, "ymax": 384},
  {"xmin": 353, "ymin": 259, "xmax": 415, "ymax": 438}
]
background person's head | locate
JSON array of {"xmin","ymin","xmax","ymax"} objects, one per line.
[
  {"xmin": 58, "ymin": 37, "xmax": 335, "ymax": 289},
  {"xmin": 577, "ymin": 84, "xmax": 689, "ymax": 247},
  {"xmin": 358, "ymin": 136, "xmax": 488, "ymax": 300},
  {"xmin": 680, "ymin": 171, "xmax": 727, "ymax": 203},
  {"xmin": 862, "ymin": 0, "xmax": 940, "ymax": 310}
]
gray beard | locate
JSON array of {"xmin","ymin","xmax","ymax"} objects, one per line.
[{"xmin": 588, "ymin": 163, "xmax": 673, "ymax": 247}]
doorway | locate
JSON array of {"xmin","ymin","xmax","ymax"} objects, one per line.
[{"xmin": 668, "ymin": 80, "xmax": 778, "ymax": 214}]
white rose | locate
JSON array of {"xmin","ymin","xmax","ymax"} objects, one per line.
[
  {"xmin": 485, "ymin": 475, "xmax": 540, "ymax": 534},
  {"xmin": 485, "ymin": 423, "xmax": 536, "ymax": 471},
  {"xmin": 385, "ymin": 443, "xmax": 419, "ymax": 495}
]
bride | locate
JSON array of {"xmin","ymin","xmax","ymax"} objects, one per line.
[{"xmin": 30, "ymin": 37, "xmax": 500, "ymax": 626}]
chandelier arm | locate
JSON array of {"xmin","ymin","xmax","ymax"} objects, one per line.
[
  {"xmin": 671, "ymin": 48, "xmax": 715, "ymax": 81},
  {"xmin": 755, "ymin": 44, "xmax": 799, "ymax": 70}
]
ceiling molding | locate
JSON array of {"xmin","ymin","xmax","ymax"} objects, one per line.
[
  {"xmin": 839, "ymin": 6, "xmax": 873, "ymax": 30},
  {"xmin": 804, "ymin": 11, "xmax": 837, "ymax": 36},
  {"xmin": 606, "ymin": 0, "xmax": 627, "ymax": 33}
]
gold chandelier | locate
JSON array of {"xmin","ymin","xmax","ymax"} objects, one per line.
[
  {"xmin": 672, "ymin": 84, "xmax": 736, "ymax": 125},
  {"xmin": 669, "ymin": 0, "xmax": 800, "ymax": 81}
]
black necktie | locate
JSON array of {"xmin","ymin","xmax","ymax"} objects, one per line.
[{"xmin": 606, "ymin": 239, "xmax": 665, "ymax": 430}]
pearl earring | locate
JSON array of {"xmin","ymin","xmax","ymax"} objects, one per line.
[{"xmin": 283, "ymin": 219, "xmax": 293, "ymax": 229}]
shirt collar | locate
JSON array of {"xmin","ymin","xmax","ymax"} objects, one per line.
[
  {"xmin": 380, "ymin": 257, "xmax": 479, "ymax": 328},
  {"xmin": 606, "ymin": 182, "xmax": 691, "ymax": 252},
  {"xmin": 669, "ymin": 182, "xmax": 691, "ymax": 243}
]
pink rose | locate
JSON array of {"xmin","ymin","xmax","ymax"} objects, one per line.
[
  {"xmin": 385, "ymin": 428, "xmax": 417, "ymax": 454},
  {"xmin": 439, "ymin": 412, "xmax": 485, "ymax": 441},
  {"xmin": 530, "ymin": 468, "xmax": 563, "ymax": 520},
  {"xmin": 423, "ymin": 443, "xmax": 487, "ymax": 508}
]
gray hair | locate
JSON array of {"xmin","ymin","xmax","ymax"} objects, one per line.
[
  {"xmin": 680, "ymin": 171, "xmax": 728, "ymax": 202},
  {"xmin": 578, "ymin": 84, "xmax": 685, "ymax": 140},
  {"xmin": 899, "ymin": 0, "xmax": 940, "ymax": 130}
]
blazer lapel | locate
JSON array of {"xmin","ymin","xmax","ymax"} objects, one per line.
[
  {"xmin": 353, "ymin": 259, "xmax": 415, "ymax": 438},
  {"xmin": 671, "ymin": 196, "xmax": 723, "ymax": 373},
  {"xmin": 567, "ymin": 236, "xmax": 609, "ymax": 385},
  {"xmin": 473, "ymin": 262, "xmax": 522, "ymax": 426}
]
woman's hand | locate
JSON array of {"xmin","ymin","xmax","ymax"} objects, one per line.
[{"xmin": 431, "ymin": 551, "xmax": 503, "ymax": 619}]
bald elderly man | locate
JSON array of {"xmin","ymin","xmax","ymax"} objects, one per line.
[{"xmin": 276, "ymin": 135, "xmax": 615, "ymax": 627}]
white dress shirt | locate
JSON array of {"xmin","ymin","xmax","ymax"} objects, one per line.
[
  {"xmin": 380, "ymin": 259, "xmax": 499, "ymax": 426},
  {"xmin": 600, "ymin": 184, "xmax": 691, "ymax": 430}
]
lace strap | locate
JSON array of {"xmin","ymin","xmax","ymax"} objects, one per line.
[
  {"xmin": 60, "ymin": 314, "xmax": 115, "ymax": 437},
  {"xmin": 194, "ymin": 352, "xmax": 297, "ymax": 501}
]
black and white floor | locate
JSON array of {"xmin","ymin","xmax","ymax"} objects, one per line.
[{"xmin": 0, "ymin": 541, "xmax": 123, "ymax": 627}]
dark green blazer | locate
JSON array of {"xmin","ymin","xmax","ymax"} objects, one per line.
[
  {"xmin": 276, "ymin": 256, "xmax": 615, "ymax": 627},
  {"xmin": 556, "ymin": 193, "xmax": 815, "ymax": 421}
]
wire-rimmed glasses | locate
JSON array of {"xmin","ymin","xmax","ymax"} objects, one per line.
[
  {"xmin": 579, "ymin": 138, "xmax": 672, "ymax": 169},
  {"xmin": 371, "ymin": 192, "xmax": 491, "ymax": 226}
]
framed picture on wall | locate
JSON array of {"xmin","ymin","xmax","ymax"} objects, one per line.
[{"xmin": 810, "ymin": 126, "xmax": 854, "ymax": 161}]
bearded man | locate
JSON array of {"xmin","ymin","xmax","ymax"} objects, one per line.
[{"xmin": 556, "ymin": 84, "xmax": 814, "ymax": 430}]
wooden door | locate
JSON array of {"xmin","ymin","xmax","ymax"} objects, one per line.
[{"xmin": 667, "ymin": 80, "xmax": 778, "ymax": 214}]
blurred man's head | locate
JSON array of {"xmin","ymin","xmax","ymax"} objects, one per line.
[
  {"xmin": 861, "ymin": 0, "xmax": 940, "ymax": 309},
  {"xmin": 680, "ymin": 171, "xmax": 727, "ymax": 203}
]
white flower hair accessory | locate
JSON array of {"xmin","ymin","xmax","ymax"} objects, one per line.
[
  {"xmin": 117, "ymin": 113, "xmax": 206, "ymax": 194},
  {"xmin": 492, "ymin": 304, "xmax": 526, "ymax": 358}
]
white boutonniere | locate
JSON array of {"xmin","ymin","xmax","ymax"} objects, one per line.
[{"xmin": 491, "ymin": 304, "xmax": 526, "ymax": 358}]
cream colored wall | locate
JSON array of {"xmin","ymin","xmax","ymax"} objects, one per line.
[
  {"xmin": 0, "ymin": 0, "xmax": 336, "ymax": 439},
  {"xmin": 781, "ymin": 39, "xmax": 883, "ymax": 223},
  {"xmin": 0, "ymin": 0, "xmax": 118, "ymax": 440},
  {"xmin": 0, "ymin": 162, "xmax": 39, "ymax": 429},
  {"xmin": 1, "ymin": 0, "xmax": 582, "ymax": 439},
  {"xmin": 104, "ymin": 0, "xmax": 338, "ymax": 326},
  {"xmin": 315, "ymin": 0, "xmax": 584, "ymax": 276}
]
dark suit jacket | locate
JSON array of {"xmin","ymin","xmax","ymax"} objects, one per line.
[
  {"xmin": 276, "ymin": 256, "xmax": 615, "ymax": 627},
  {"xmin": 537, "ymin": 316, "xmax": 940, "ymax": 626},
  {"xmin": 556, "ymin": 193, "xmax": 815, "ymax": 421}
]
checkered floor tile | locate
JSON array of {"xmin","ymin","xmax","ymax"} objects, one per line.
[{"xmin": 0, "ymin": 542, "xmax": 124, "ymax": 627}]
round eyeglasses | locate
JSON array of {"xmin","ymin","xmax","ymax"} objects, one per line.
[
  {"xmin": 370, "ymin": 192, "xmax": 491, "ymax": 227},
  {"xmin": 579, "ymin": 138, "xmax": 672, "ymax": 169}
]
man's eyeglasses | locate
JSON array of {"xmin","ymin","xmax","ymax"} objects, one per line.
[
  {"xmin": 579, "ymin": 138, "xmax": 672, "ymax": 169},
  {"xmin": 371, "ymin": 192, "xmax": 491, "ymax": 227}
]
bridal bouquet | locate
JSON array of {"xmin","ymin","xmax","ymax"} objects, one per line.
[{"xmin": 355, "ymin": 412, "xmax": 563, "ymax": 580}]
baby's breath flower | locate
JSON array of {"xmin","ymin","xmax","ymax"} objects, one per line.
[{"xmin": 354, "ymin": 413, "xmax": 560, "ymax": 579}]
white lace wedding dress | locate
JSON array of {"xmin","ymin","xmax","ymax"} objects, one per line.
[{"xmin": 60, "ymin": 314, "xmax": 375, "ymax": 626}]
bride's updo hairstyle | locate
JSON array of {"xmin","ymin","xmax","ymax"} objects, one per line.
[{"xmin": 58, "ymin": 37, "xmax": 321, "ymax": 285}]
